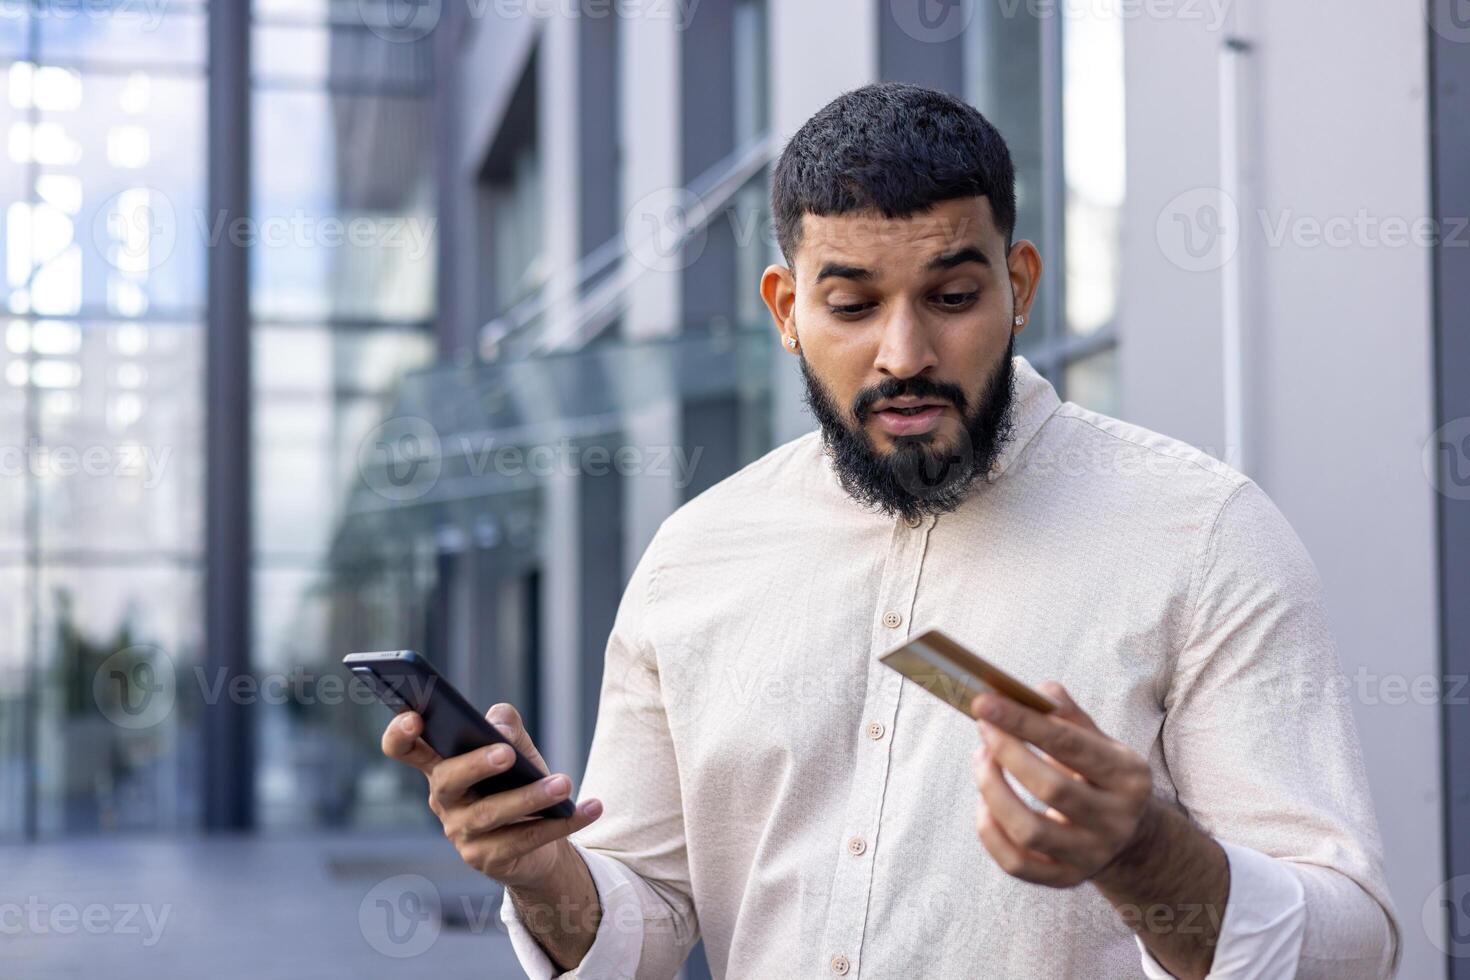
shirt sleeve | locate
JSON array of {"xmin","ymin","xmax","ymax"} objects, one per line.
[
  {"xmin": 499, "ymin": 842, "xmax": 647, "ymax": 979},
  {"xmin": 500, "ymin": 525, "xmax": 700, "ymax": 979},
  {"xmin": 1156, "ymin": 480, "xmax": 1400, "ymax": 979},
  {"xmin": 1135, "ymin": 841, "xmax": 1305, "ymax": 978}
]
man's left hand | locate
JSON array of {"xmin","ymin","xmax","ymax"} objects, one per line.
[{"xmin": 970, "ymin": 681, "xmax": 1158, "ymax": 888}]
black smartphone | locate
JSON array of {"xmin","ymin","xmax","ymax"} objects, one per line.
[{"xmin": 344, "ymin": 649, "xmax": 575, "ymax": 820}]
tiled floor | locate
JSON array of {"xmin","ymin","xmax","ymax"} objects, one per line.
[{"xmin": 0, "ymin": 834, "xmax": 526, "ymax": 979}]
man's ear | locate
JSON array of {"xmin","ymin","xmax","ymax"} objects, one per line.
[
  {"xmin": 1006, "ymin": 240, "xmax": 1043, "ymax": 333},
  {"xmin": 761, "ymin": 263, "xmax": 798, "ymax": 343}
]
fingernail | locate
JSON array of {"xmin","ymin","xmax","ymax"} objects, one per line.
[
  {"xmin": 579, "ymin": 799, "xmax": 603, "ymax": 819},
  {"xmin": 543, "ymin": 775, "xmax": 569, "ymax": 798},
  {"xmin": 976, "ymin": 696, "xmax": 1002, "ymax": 721},
  {"xmin": 494, "ymin": 723, "xmax": 514, "ymax": 739},
  {"xmin": 487, "ymin": 745, "xmax": 512, "ymax": 765}
]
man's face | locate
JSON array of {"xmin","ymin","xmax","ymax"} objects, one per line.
[{"xmin": 761, "ymin": 197, "xmax": 1041, "ymax": 521}]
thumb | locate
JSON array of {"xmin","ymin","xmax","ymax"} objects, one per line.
[{"xmin": 485, "ymin": 703, "xmax": 550, "ymax": 775}]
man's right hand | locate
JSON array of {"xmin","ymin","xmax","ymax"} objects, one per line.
[{"xmin": 379, "ymin": 702, "xmax": 604, "ymax": 891}]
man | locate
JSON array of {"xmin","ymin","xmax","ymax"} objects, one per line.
[{"xmin": 382, "ymin": 82, "xmax": 1399, "ymax": 978}]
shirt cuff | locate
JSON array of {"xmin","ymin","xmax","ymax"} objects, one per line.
[
  {"xmin": 499, "ymin": 842, "xmax": 645, "ymax": 979},
  {"xmin": 1135, "ymin": 840, "xmax": 1307, "ymax": 979}
]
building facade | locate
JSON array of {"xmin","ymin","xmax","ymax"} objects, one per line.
[{"xmin": 0, "ymin": 1, "xmax": 1466, "ymax": 977}]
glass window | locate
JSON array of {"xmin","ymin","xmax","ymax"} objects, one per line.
[
  {"xmin": 34, "ymin": 5, "xmax": 207, "ymax": 71},
  {"xmin": 0, "ymin": 16, "xmax": 25, "ymax": 61},
  {"xmin": 0, "ymin": 566, "xmax": 30, "ymax": 837},
  {"xmin": 33, "ymin": 563, "xmax": 203, "ymax": 835},
  {"xmin": 250, "ymin": 326, "xmax": 436, "ymax": 831},
  {"xmin": 253, "ymin": 23, "xmax": 434, "ymax": 89},
  {"xmin": 255, "ymin": 0, "xmax": 439, "ymax": 31},
  {"xmin": 34, "ymin": 320, "xmax": 203, "ymax": 555},
  {"xmin": 3, "ymin": 68, "xmax": 206, "ymax": 319},
  {"xmin": 965, "ymin": 4, "xmax": 1048, "ymax": 361},
  {"xmin": 252, "ymin": 89, "xmax": 436, "ymax": 324},
  {"xmin": 733, "ymin": 0, "xmax": 768, "ymax": 147},
  {"xmin": 250, "ymin": 3, "xmax": 438, "ymax": 830},
  {"xmin": 489, "ymin": 139, "xmax": 545, "ymax": 318},
  {"xmin": 252, "ymin": 560, "xmax": 438, "ymax": 830},
  {"xmin": 0, "ymin": 68, "xmax": 28, "ymax": 261},
  {"xmin": 1, "ymin": 6, "xmax": 206, "ymax": 839},
  {"xmin": 1063, "ymin": 9, "xmax": 1124, "ymax": 340},
  {"xmin": 732, "ymin": 0, "xmax": 770, "ymax": 328},
  {"xmin": 0, "ymin": 327, "xmax": 28, "ymax": 552},
  {"xmin": 964, "ymin": 5, "xmax": 1123, "ymax": 410},
  {"xmin": 252, "ymin": 325, "xmax": 434, "ymax": 557},
  {"xmin": 732, "ymin": 175, "xmax": 770, "ymax": 329}
]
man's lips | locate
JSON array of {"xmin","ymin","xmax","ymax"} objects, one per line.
[
  {"xmin": 872, "ymin": 397, "xmax": 949, "ymax": 413},
  {"xmin": 870, "ymin": 403, "xmax": 947, "ymax": 435}
]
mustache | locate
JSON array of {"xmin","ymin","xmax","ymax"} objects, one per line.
[{"xmin": 853, "ymin": 376, "xmax": 970, "ymax": 423}]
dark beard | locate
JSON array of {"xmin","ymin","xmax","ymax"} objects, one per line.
[{"xmin": 800, "ymin": 332, "xmax": 1017, "ymax": 524}]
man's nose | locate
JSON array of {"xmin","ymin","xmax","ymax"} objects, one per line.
[{"xmin": 872, "ymin": 301, "xmax": 940, "ymax": 378}]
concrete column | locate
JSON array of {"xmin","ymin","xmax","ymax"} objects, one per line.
[{"xmin": 536, "ymin": 14, "xmax": 587, "ymax": 774}]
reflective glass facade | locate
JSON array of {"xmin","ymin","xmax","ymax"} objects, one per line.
[
  {"xmin": 249, "ymin": 0, "xmax": 438, "ymax": 829},
  {"xmin": 1, "ymin": 2, "xmax": 208, "ymax": 838}
]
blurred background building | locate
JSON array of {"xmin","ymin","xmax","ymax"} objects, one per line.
[{"xmin": 1, "ymin": 1, "xmax": 1466, "ymax": 978}]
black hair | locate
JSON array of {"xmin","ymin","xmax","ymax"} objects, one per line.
[{"xmin": 770, "ymin": 81, "xmax": 1018, "ymax": 266}]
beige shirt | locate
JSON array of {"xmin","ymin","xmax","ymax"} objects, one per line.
[{"xmin": 501, "ymin": 356, "xmax": 1399, "ymax": 979}]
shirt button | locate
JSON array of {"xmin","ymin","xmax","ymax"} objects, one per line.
[
  {"xmin": 866, "ymin": 721, "xmax": 885, "ymax": 740},
  {"xmin": 904, "ymin": 513, "xmax": 922, "ymax": 528},
  {"xmin": 831, "ymin": 954, "xmax": 851, "ymax": 975},
  {"xmin": 846, "ymin": 836, "xmax": 867, "ymax": 856},
  {"xmin": 882, "ymin": 610, "xmax": 902, "ymax": 629}
]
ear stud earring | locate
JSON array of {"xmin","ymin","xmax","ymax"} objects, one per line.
[
  {"xmin": 785, "ymin": 335, "xmax": 799, "ymax": 350},
  {"xmin": 1014, "ymin": 315, "xmax": 1025, "ymax": 327}
]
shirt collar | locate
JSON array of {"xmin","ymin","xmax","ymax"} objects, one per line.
[{"xmin": 985, "ymin": 354, "xmax": 1062, "ymax": 484}]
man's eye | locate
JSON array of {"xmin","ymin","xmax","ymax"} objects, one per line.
[
  {"xmin": 934, "ymin": 291, "xmax": 978, "ymax": 309},
  {"xmin": 828, "ymin": 302, "xmax": 873, "ymax": 317}
]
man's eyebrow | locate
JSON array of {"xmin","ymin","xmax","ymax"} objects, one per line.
[
  {"xmin": 927, "ymin": 246, "xmax": 990, "ymax": 271},
  {"xmin": 814, "ymin": 262, "xmax": 873, "ymax": 284},
  {"xmin": 813, "ymin": 247, "xmax": 989, "ymax": 284}
]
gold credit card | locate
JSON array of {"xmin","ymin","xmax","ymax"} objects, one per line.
[{"xmin": 879, "ymin": 628, "xmax": 1057, "ymax": 717}]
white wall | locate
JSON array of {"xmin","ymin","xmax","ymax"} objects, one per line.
[{"xmin": 1120, "ymin": 2, "xmax": 1443, "ymax": 976}]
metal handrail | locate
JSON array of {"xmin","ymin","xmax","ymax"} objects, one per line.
[{"xmin": 479, "ymin": 132, "xmax": 778, "ymax": 360}]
